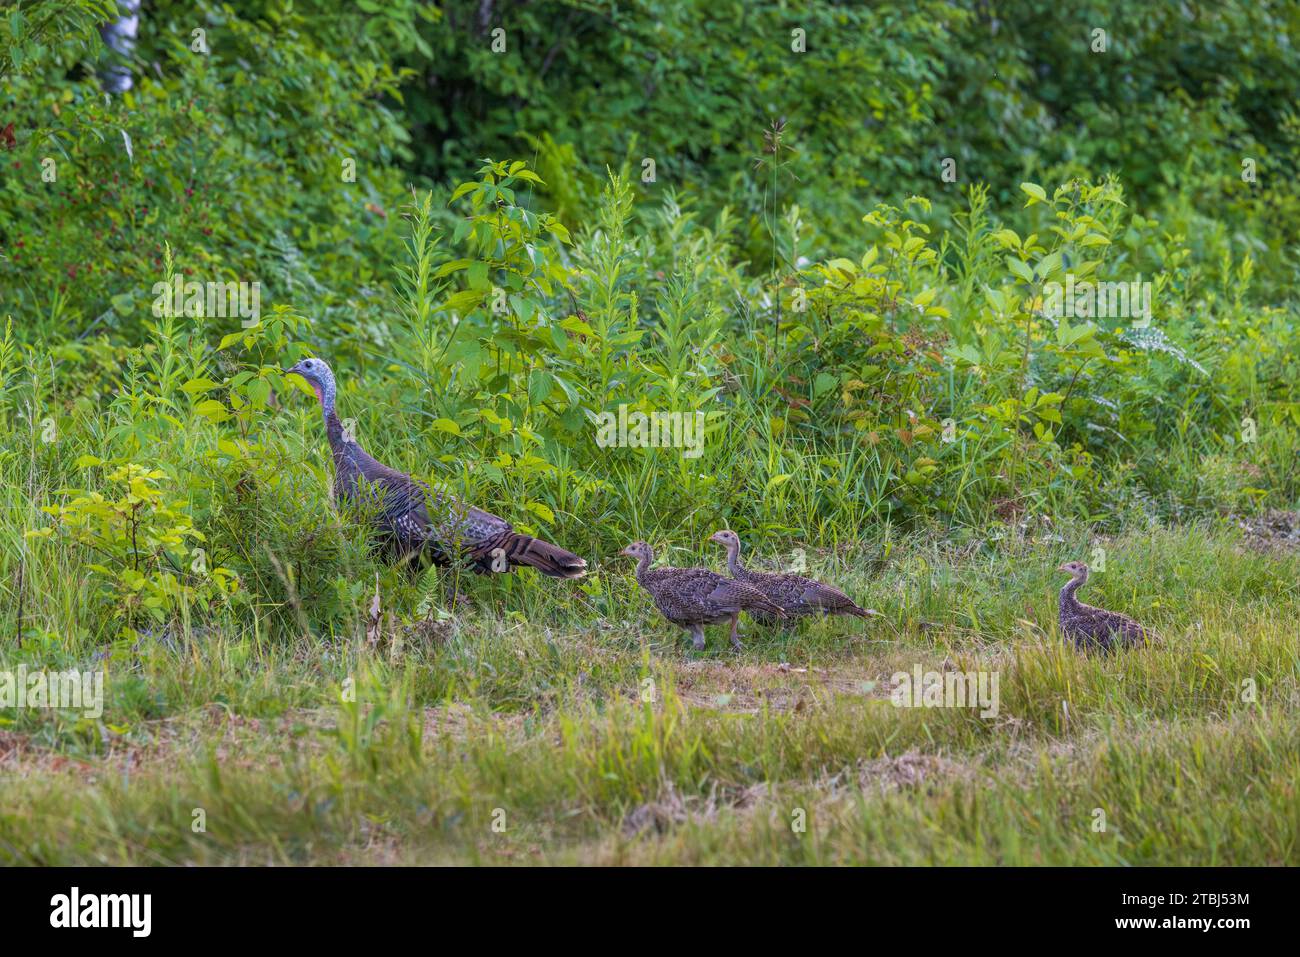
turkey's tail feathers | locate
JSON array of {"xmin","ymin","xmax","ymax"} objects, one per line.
[
  {"xmin": 749, "ymin": 594, "xmax": 786, "ymax": 618},
  {"xmin": 499, "ymin": 533, "xmax": 588, "ymax": 579}
]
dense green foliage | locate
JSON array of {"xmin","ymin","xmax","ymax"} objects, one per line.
[
  {"xmin": 407, "ymin": 1, "xmax": 1300, "ymax": 277},
  {"xmin": 1, "ymin": 0, "xmax": 1296, "ymax": 645}
]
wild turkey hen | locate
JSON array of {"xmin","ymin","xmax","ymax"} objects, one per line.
[
  {"xmin": 708, "ymin": 530, "xmax": 876, "ymax": 625},
  {"xmin": 284, "ymin": 357, "xmax": 587, "ymax": 579},
  {"xmin": 621, "ymin": 541, "xmax": 784, "ymax": 650},
  {"xmin": 1057, "ymin": 560, "xmax": 1146, "ymax": 651}
]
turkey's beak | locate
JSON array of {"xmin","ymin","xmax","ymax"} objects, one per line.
[
  {"xmin": 619, "ymin": 546, "xmax": 636, "ymax": 558},
  {"xmin": 1057, "ymin": 563, "xmax": 1072, "ymax": 573},
  {"xmin": 708, "ymin": 531, "xmax": 727, "ymax": 545},
  {"xmin": 281, "ymin": 364, "xmax": 316, "ymax": 401}
]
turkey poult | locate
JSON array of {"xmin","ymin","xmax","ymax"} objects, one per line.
[
  {"xmin": 708, "ymin": 530, "xmax": 876, "ymax": 624},
  {"xmin": 284, "ymin": 357, "xmax": 587, "ymax": 579},
  {"xmin": 621, "ymin": 541, "xmax": 784, "ymax": 651},
  {"xmin": 1057, "ymin": 560, "xmax": 1146, "ymax": 651}
]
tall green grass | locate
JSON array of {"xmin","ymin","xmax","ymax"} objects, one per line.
[{"xmin": 1, "ymin": 525, "xmax": 1296, "ymax": 864}]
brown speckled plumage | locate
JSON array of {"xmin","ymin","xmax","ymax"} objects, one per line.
[
  {"xmin": 621, "ymin": 541, "xmax": 784, "ymax": 650},
  {"xmin": 709, "ymin": 530, "xmax": 875, "ymax": 625},
  {"xmin": 285, "ymin": 358, "xmax": 587, "ymax": 579},
  {"xmin": 1057, "ymin": 561, "xmax": 1146, "ymax": 651}
]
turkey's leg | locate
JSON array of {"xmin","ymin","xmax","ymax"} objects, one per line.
[
  {"xmin": 689, "ymin": 624, "xmax": 706, "ymax": 651},
  {"xmin": 729, "ymin": 613, "xmax": 743, "ymax": 651}
]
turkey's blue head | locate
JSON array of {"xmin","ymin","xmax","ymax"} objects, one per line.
[{"xmin": 284, "ymin": 356, "xmax": 337, "ymax": 411}]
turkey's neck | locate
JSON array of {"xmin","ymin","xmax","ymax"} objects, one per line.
[
  {"xmin": 320, "ymin": 387, "xmax": 358, "ymax": 463},
  {"xmin": 324, "ymin": 408, "xmax": 345, "ymax": 451},
  {"xmin": 634, "ymin": 552, "xmax": 652, "ymax": 581},
  {"xmin": 1059, "ymin": 576, "xmax": 1085, "ymax": 614},
  {"xmin": 725, "ymin": 542, "xmax": 744, "ymax": 576}
]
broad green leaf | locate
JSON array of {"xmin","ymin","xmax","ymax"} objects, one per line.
[
  {"xmin": 1007, "ymin": 257, "xmax": 1036, "ymax": 284},
  {"xmin": 765, "ymin": 474, "xmax": 793, "ymax": 494},
  {"xmin": 525, "ymin": 501, "xmax": 555, "ymax": 524},
  {"xmin": 1020, "ymin": 182, "xmax": 1047, "ymax": 203}
]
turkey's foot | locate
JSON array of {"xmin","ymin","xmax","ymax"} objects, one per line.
[{"xmin": 729, "ymin": 614, "xmax": 744, "ymax": 651}]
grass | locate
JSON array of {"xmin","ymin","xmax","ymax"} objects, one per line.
[{"xmin": 2, "ymin": 521, "xmax": 1297, "ymax": 865}]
